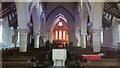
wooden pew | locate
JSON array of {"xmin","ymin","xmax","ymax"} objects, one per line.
[
  {"xmin": 1, "ymin": 62, "xmax": 36, "ymax": 67},
  {"xmin": 81, "ymin": 61, "xmax": 119, "ymax": 68},
  {"xmin": 78, "ymin": 59, "xmax": 119, "ymax": 68},
  {"xmin": 2, "ymin": 56, "xmax": 32, "ymax": 62},
  {"xmin": 1, "ymin": 56, "xmax": 35, "ymax": 67},
  {"xmin": 86, "ymin": 59, "xmax": 118, "ymax": 62},
  {"xmin": 2, "ymin": 58, "xmax": 31, "ymax": 62},
  {"xmin": 3, "ymin": 56, "xmax": 32, "ymax": 58}
]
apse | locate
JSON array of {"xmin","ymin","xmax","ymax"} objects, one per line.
[{"xmin": 51, "ymin": 14, "xmax": 69, "ymax": 47}]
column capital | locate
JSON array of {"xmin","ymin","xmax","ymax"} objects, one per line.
[
  {"xmin": 17, "ymin": 29, "xmax": 30, "ymax": 33},
  {"xmin": 92, "ymin": 29, "xmax": 103, "ymax": 33},
  {"xmin": 33, "ymin": 33, "xmax": 40, "ymax": 36},
  {"xmin": 81, "ymin": 33, "xmax": 87, "ymax": 36}
]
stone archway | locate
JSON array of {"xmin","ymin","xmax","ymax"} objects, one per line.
[{"xmin": 51, "ymin": 17, "xmax": 69, "ymax": 47}]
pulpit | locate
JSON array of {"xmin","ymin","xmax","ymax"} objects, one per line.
[{"xmin": 52, "ymin": 49, "xmax": 67, "ymax": 66}]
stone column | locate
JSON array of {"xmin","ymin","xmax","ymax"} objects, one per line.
[
  {"xmin": 15, "ymin": 2, "xmax": 30, "ymax": 52},
  {"xmin": 81, "ymin": 33, "xmax": 87, "ymax": 48},
  {"xmin": 80, "ymin": 2, "xmax": 88, "ymax": 48},
  {"xmin": 92, "ymin": 29, "xmax": 102, "ymax": 52},
  {"xmin": 91, "ymin": 2, "xmax": 104, "ymax": 52},
  {"xmin": 118, "ymin": 24, "xmax": 120, "ymax": 44},
  {"xmin": 117, "ymin": 4, "xmax": 120, "ymax": 63},
  {"xmin": 18, "ymin": 30, "xmax": 28, "ymax": 52},
  {"xmin": 27, "ymin": 33, "xmax": 30, "ymax": 46},
  {"xmin": 118, "ymin": 3, "xmax": 120, "ymax": 43},
  {"xmin": 112, "ymin": 17, "xmax": 119, "ymax": 49},
  {"xmin": 14, "ymin": 29, "xmax": 18, "ymax": 47},
  {"xmin": 34, "ymin": 33, "xmax": 40, "ymax": 48},
  {"xmin": 75, "ymin": 28, "xmax": 81, "ymax": 47},
  {"xmin": 80, "ymin": 22, "xmax": 87, "ymax": 48},
  {"xmin": 77, "ymin": 37, "xmax": 81, "ymax": 47}
]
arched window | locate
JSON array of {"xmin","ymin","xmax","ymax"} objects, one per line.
[
  {"xmin": 59, "ymin": 30, "xmax": 62, "ymax": 40},
  {"xmin": 52, "ymin": 18, "xmax": 69, "ymax": 45},
  {"xmin": 63, "ymin": 31, "xmax": 65, "ymax": 40},
  {"xmin": 55, "ymin": 31, "xmax": 58, "ymax": 40}
]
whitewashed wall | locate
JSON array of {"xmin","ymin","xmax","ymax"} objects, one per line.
[
  {"xmin": 103, "ymin": 27, "xmax": 113, "ymax": 48},
  {"xmin": 1, "ymin": 18, "xmax": 14, "ymax": 49},
  {"xmin": 112, "ymin": 18, "xmax": 119, "ymax": 49},
  {"xmin": 102, "ymin": 17, "xmax": 119, "ymax": 49}
]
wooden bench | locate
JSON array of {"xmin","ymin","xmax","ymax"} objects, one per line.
[
  {"xmin": 1, "ymin": 62, "xmax": 36, "ymax": 67},
  {"xmin": 78, "ymin": 59, "xmax": 119, "ymax": 68},
  {"xmin": 3, "ymin": 56, "xmax": 32, "ymax": 58},
  {"xmin": 81, "ymin": 62, "xmax": 119, "ymax": 68},
  {"xmin": 86, "ymin": 59, "xmax": 118, "ymax": 62},
  {"xmin": 2, "ymin": 58, "xmax": 31, "ymax": 62},
  {"xmin": 2, "ymin": 56, "xmax": 32, "ymax": 62}
]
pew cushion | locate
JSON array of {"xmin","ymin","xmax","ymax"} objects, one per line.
[{"xmin": 82, "ymin": 55, "xmax": 101, "ymax": 60}]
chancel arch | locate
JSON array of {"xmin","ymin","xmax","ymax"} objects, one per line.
[{"xmin": 51, "ymin": 14, "xmax": 69, "ymax": 47}]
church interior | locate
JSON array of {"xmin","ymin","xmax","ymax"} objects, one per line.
[{"xmin": 0, "ymin": 0, "xmax": 120, "ymax": 68}]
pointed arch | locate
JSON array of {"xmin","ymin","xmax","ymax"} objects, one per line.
[
  {"xmin": 46, "ymin": 6, "xmax": 74, "ymax": 22},
  {"xmin": 50, "ymin": 14, "xmax": 69, "ymax": 45},
  {"xmin": 50, "ymin": 13, "xmax": 68, "ymax": 32}
]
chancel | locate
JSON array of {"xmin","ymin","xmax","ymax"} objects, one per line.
[{"xmin": 0, "ymin": 0, "xmax": 120, "ymax": 68}]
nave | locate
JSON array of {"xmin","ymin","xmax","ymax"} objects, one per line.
[
  {"xmin": 1, "ymin": 0, "xmax": 120, "ymax": 68},
  {"xmin": 1, "ymin": 43, "xmax": 119, "ymax": 68}
]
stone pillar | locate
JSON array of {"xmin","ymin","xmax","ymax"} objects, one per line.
[
  {"xmin": 27, "ymin": 33, "xmax": 30, "ymax": 46},
  {"xmin": 118, "ymin": 3, "xmax": 120, "ymax": 43},
  {"xmin": 31, "ymin": 7, "xmax": 41, "ymax": 48},
  {"xmin": 75, "ymin": 28, "xmax": 81, "ymax": 47},
  {"xmin": 18, "ymin": 30, "xmax": 28, "ymax": 52},
  {"xmin": 80, "ymin": 22, "xmax": 87, "ymax": 48},
  {"xmin": 77, "ymin": 37, "xmax": 81, "ymax": 47},
  {"xmin": 15, "ymin": 2, "xmax": 30, "ymax": 52},
  {"xmin": 91, "ymin": 2, "xmax": 104, "ymax": 52},
  {"xmin": 118, "ymin": 24, "xmax": 120, "ymax": 43},
  {"xmin": 92, "ymin": 29, "xmax": 102, "ymax": 52},
  {"xmin": 34, "ymin": 33, "xmax": 40, "ymax": 48},
  {"xmin": 117, "ymin": 18, "xmax": 120, "ymax": 50},
  {"xmin": 112, "ymin": 17, "xmax": 119, "ymax": 49},
  {"xmin": 14, "ymin": 29, "xmax": 18, "ymax": 47},
  {"xmin": 80, "ymin": 2, "xmax": 88, "ymax": 48},
  {"xmin": 81, "ymin": 33, "xmax": 87, "ymax": 48},
  {"xmin": 115, "ymin": 2, "xmax": 120, "ymax": 50}
]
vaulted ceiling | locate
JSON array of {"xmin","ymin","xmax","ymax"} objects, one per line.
[
  {"xmin": 104, "ymin": 2, "xmax": 120, "ymax": 18},
  {"xmin": 1, "ymin": 2, "xmax": 120, "ymax": 29},
  {"xmin": 2, "ymin": 2, "xmax": 16, "ymax": 18}
]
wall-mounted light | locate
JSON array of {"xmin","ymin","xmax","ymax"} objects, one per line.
[
  {"xmin": 27, "ymin": 22, "xmax": 32, "ymax": 27},
  {"xmin": 0, "ymin": 19, "xmax": 3, "ymax": 21},
  {"xmin": 10, "ymin": 27, "xmax": 14, "ymax": 29},
  {"xmin": 17, "ymin": 26, "xmax": 19, "ymax": 29},
  {"xmin": 105, "ymin": 27, "xmax": 108, "ymax": 29},
  {"xmin": 87, "ymin": 22, "xmax": 92, "ymax": 26}
]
